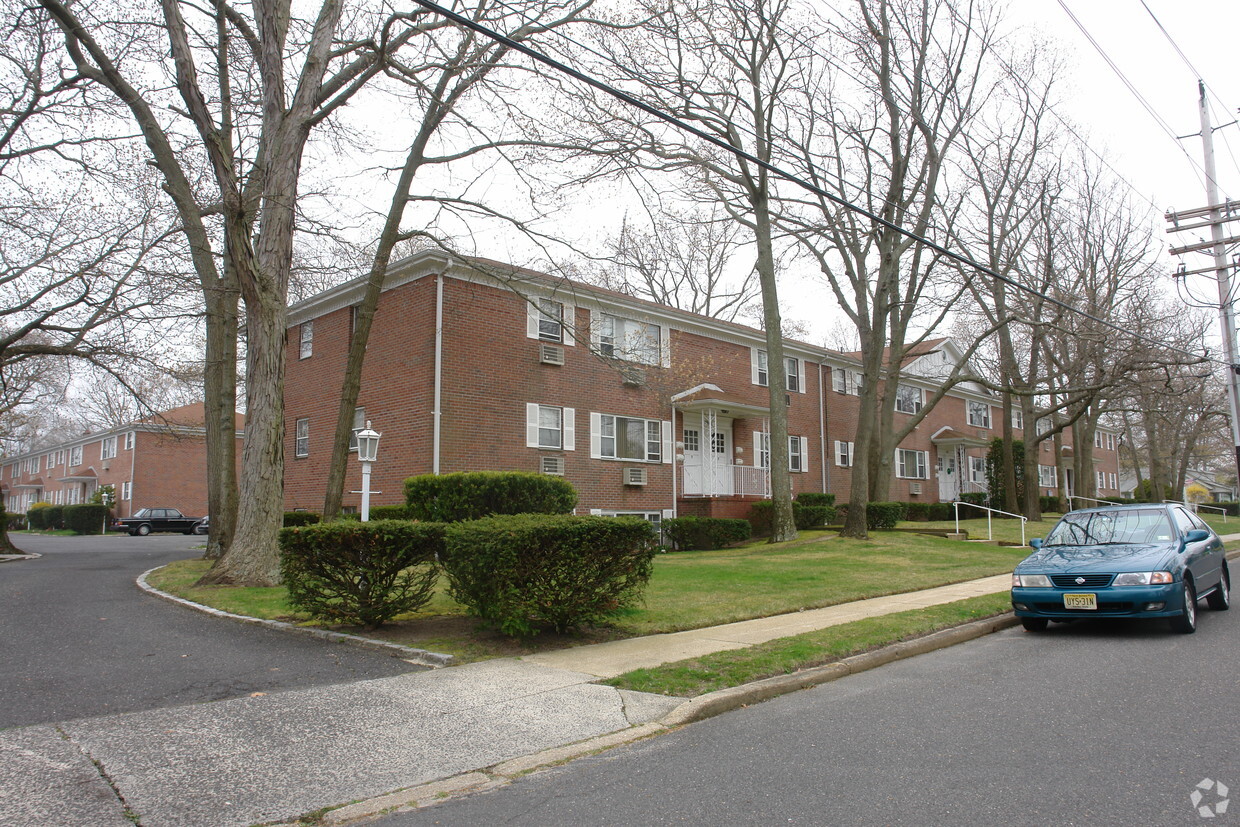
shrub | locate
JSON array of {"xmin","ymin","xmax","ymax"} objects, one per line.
[
  {"xmin": 442, "ymin": 514, "xmax": 655, "ymax": 636},
  {"xmin": 405, "ymin": 472, "xmax": 577, "ymax": 522},
  {"xmin": 27, "ymin": 503, "xmax": 53, "ymax": 530},
  {"xmin": 866, "ymin": 502, "xmax": 907, "ymax": 530},
  {"xmin": 928, "ymin": 502, "xmax": 953, "ymax": 521},
  {"xmin": 663, "ymin": 516, "xmax": 752, "ymax": 550},
  {"xmin": 43, "ymin": 505, "xmax": 64, "ymax": 530},
  {"xmin": 750, "ymin": 500, "xmax": 834, "ymax": 534},
  {"xmin": 6, "ymin": 512, "xmax": 27, "ymax": 531},
  {"xmin": 1209, "ymin": 501, "xmax": 1240, "ymax": 517},
  {"xmin": 283, "ymin": 511, "xmax": 322, "ymax": 527},
  {"xmin": 63, "ymin": 504, "xmax": 110, "ymax": 535},
  {"xmin": 796, "ymin": 492, "xmax": 835, "ymax": 507},
  {"xmin": 1039, "ymin": 495, "xmax": 1063, "ymax": 514},
  {"xmin": 368, "ymin": 504, "xmax": 412, "ymax": 521},
  {"xmin": 278, "ymin": 520, "xmax": 444, "ymax": 628},
  {"xmin": 905, "ymin": 502, "xmax": 930, "ymax": 522}
]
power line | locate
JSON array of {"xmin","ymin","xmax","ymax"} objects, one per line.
[{"xmin": 405, "ymin": 0, "xmax": 1215, "ymax": 367}]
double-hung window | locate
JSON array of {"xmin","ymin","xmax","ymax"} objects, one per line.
[
  {"xmin": 593, "ymin": 414, "xmax": 664, "ymax": 462},
  {"xmin": 754, "ymin": 350, "xmax": 769, "ymax": 386},
  {"xmin": 754, "ymin": 433, "xmax": 808, "ymax": 472},
  {"xmin": 753, "ymin": 350, "xmax": 804, "ymax": 391},
  {"xmin": 124, "ymin": 432, "xmax": 134, "ymax": 450},
  {"xmin": 896, "ymin": 448, "xmax": 928, "ymax": 479},
  {"xmin": 537, "ymin": 298, "xmax": 564, "ymax": 343},
  {"xmin": 968, "ymin": 455, "xmax": 987, "ymax": 483},
  {"xmin": 69, "ymin": 446, "xmax": 82, "ymax": 467},
  {"xmin": 526, "ymin": 404, "xmax": 575, "ymax": 450},
  {"xmin": 121, "ymin": 481, "xmax": 132, "ymax": 501},
  {"xmin": 835, "ymin": 440, "xmax": 854, "ymax": 467},
  {"xmin": 1038, "ymin": 464, "xmax": 1056, "ymax": 488},
  {"xmin": 895, "ymin": 384, "xmax": 923, "ymax": 414},
  {"xmin": 785, "ymin": 358, "xmax": 800, "ymax": 392},
  {"xmin": 349, "ymin": 407, "xmax": 366, "ymax": 451},
  {"xmin": 598, "ymin": 314, "xmax": 662, "ymax": 365},
  {"xmin": 832, "ymin": 368, "xmax": 862, "ymax": 395},
  {"xmin": 788, "ymin": 435, "xmax": 805, "ymax": 472},
  {"xmin": 1011, "ymin": 409, "xmax": 1024, "ymax": 430},
  {"xmin": 299, "ymin": 321, "xmax": 313, "ymax": 359},
  {"xmin": 101, "ymin": 437, "xmax": 117, "ymax": 461},
  {"xmin": 967, "ymin": 401, "xmax": 991, "ymax": 428},
  {"xmin": 294, "ymin": 418, "xmax": 309, "ymax": 458}
]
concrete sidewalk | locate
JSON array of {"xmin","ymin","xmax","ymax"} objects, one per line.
[{"xmin": 4, "ymin": 538, "xmax": 1235, "ymax": 827}]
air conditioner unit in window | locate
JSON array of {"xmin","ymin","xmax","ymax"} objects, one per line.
[
  {"xmin": 539, "ymin": 344, "xmax": 565, "ymax": 365},
  {"xmin": 624, "ymin": 467, "xmax": 648, "ymax": 486},
  {"xmin": 909, "ymin": 481, "xmax": 922, "ymax": 495},
  {"xmin": 620, "ymin": 367, "xmax": 646, "ymax": 387},
  {"xmin": 540, "ymin": 456, "xmax": 565, "ymax": 476}
]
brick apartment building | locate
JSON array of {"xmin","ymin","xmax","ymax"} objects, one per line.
[
  {"xmin": 2, "ymin": 403, "xmax": 244, "ymax": 518},
  {"xmin": 283, "ymin": 250, "xmax": 1120, "ymax": 525}
]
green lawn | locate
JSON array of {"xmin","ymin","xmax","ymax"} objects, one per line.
[
  {"xmin": 894, "ymin": 515, "xmax": 1054, "ymax": 546},
  {"xmin": 150, "ymin": 530, "xmax": 1027, "ymax": 662}
]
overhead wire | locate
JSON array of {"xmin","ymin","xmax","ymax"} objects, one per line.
[{"xmin": 404, "ymin": 0, "xmax": 1218, "ymax": 367}]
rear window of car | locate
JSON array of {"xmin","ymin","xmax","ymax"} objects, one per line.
[{"xmin": 1044, "ymin": 509, "xmax": 1174, "ymax": 546}]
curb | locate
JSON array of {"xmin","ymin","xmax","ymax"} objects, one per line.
[
  {"xmin": 303, "ymin": 612, "xmax": 1019, "ymax": 825},
  {"xmin": 0, "ymin": 551, "xmax": 41, "ymax": 563},
  {"xmin": 135, "ymin": 567, "xmax": 455, "ymax": 668}
]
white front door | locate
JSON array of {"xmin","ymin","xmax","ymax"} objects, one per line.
[
  {"xmin": 682, "ymin": 416, "xmax": 733, "ymax": 495},
  {"xmin": 937, "ymin": 451, "xmax": 958, "ymax": 501}
]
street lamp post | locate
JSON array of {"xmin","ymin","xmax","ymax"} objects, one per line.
[{"xmin": 355, "ymin": 421, "xmax": 381, "ymax": 522}]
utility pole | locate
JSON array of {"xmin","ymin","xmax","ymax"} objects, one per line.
[{"xmin": 1165, "ymin": 80, "xmax": 1240, "ymax": 487}]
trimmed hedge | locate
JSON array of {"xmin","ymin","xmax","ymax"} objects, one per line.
[
  {"xmin": 6, "ymin": 512, "xmax": 26, "ymax": 531},
  {"xmin": 928, "ymin": 502, "xmax": 953, "ymax": 521},
  {"xmin": 796, "ymin": 492, "xmax": 835, "ymax": 507},
  {"xmin": 959, "ymin": 492, "xmax": 987, "ymax": 507},
  {"xmin": 663, "ymin": 516, "xmax": 752, "ymax": 550},
  {"xmin": 1208, "ymin": 501, "xmax": 1240, "ymax": 517},
  {"xmin": 1039, "ymin": 495, "xmax": 1063, "ymax": 514},
  {"xmin": 278, "ymin": 520, "xmax": 444, "ymax": 628},
  {"xmin": 63, "ymin": 504, "xmax": 109, "ymax": 535},
  {"xmin": 904, "ymin": 502, "xmax": 930, "ymax": 521},
  {"xmin": 368, "ymin": 504, "xmax": 412, "ymax": 521},
  {"xmin": 283, "ymin": 511, "xmax": 322, "ymax": 527},
  {"xmin": 27, "ymin": 504, "xmax": 54, "ymax": 530},
  {"xmin": 866, "ymin": 501, "xmax": 907, "ymax": 530},
  {"xmin": 405, "ymin": 472, "xmax": 577, "ymax": 523},
  {"xmin": 749, "ymin": 500, "xmax": 835, "ymax": 534},
  {"xmin": 442, "ymin": 514, "xmax": 655, "ymax": 636}
]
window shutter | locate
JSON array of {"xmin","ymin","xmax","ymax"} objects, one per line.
[
  {"xmin": 561, "ymin": 302, "xmax": 576, "ymax": 346},
  {"xmin": 660, "ymin": 325, "xmax": 671, "ymax": 368},
  {"xmin": 590, "ymin": 412, "xmax": 602, "ymax": 458},
  {"xmin": 750, "ymin": 348, "xmax": 761, "ymax": 385},
  {"xmin": 563, "ymin": 408, "xmax": 575, "ymax": 451},
  {"xmin": 662, "ymin": 420, "xmax": 673, "ymax": 463},
  {"xmin": 798, "ymin": 437, "xmax": 809, "ymax": 471},
  {"xmin": 797, "ymin": 360, "xmax": 807, "ymax": 394},
  {"xmin": 753, "ymin": 430, "xmax": 763, "ymax": 469},
  {"xmin": 526, "ymin": 300, "xmax": 540, "ymax": 340},
  {"xmin": 589, "ymin": 308, "xmax": 601, "ymax": 350},
  {"xmin": 526, "ymin": 403, "xmax": 540, "ymax": 448}
]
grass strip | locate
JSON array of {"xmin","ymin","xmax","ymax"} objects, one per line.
[{"xmin": 602, "ymin": 592, "xmax": 1013, "ymax": 697}]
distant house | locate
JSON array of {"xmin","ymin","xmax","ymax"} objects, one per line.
[
  {"xmin": 281, "ymin": 250, "xmax": 1121, "ymax": 524},
  {"xmin": 1, "ymin": 403, "xmax": 244, "ymax": 518}
]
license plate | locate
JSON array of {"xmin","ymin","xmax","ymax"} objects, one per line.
[{"xmin": 1063, "ymin": 593, "xmax": 1097, "ymax": 610}]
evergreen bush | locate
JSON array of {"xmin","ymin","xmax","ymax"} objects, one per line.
[
  {"xmin": 368, "ymin": 504, "xmax": 412, "ymax": 521},
  {"xmin": 405, "ymin": 471, "xmax": 576, "ymax": 522},
  {"xmin": 278, "ymin": 520, "xmax": 444, "ymax": 628},
  {"xmin": 795, "ymin": 492, "xmax": 835, "ymax": 507},
  {"xmin": 866, "ymin": 502, "xmax": 907, "ymax": 530},
  {"xmin": 63, "ymin": 504, "xmax": 109, "ymax": 535},
  {"xmin": 928, "ymin": 502, "xmax": 953, "ymax": 521},
  {"xmin": 283, "ymin": 511, "xmax": 322, "ymax": 527},
  {"xmin": 27, "ymin": 503, "xmax": 53, "ymax": 530},
  {"xmin": 442, "ymin": 514, "xmax": 655, "ymax": 636},
  {"xmin": 663, "ymin": 516, "xmax": 752, "ymax": 550},
  {"xmin": 904, "ymin": 502, "xmax": 930, "ymax": 521},
  {"xmin": 1039, "ymin": 495, "xmax": 1063, "ymax": 514},
  {"xmin": 750, "ymin": 500, "xmax": 835, "ymax": 534}
]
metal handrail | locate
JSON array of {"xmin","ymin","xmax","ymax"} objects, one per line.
[
  {"xmin": 1069, "ymin": 495, "xmax": 1122, "ymax": 509},
  {"xmin": 1165, "ymin": 499, "xmax": 1228, "ymax": 523},
  {"xmin": 952, "ymin": 501, "xmax": 1028, "ymax": 547}
]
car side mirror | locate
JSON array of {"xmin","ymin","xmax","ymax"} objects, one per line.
[
  {"xmin": 1029, "ymin": 538, "xmax": 1043, "ymax": 549},
  {"xmin": 1184, "ymin": 529, "xmax": 1210, "ymax": 543}
]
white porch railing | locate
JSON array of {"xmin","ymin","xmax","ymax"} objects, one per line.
[
  {"xmin": 960, "ymin": 480, "xmax": 988, "ymax": 495},
  {"xmin": 952, "ymin": 500, "xmax": 1028, "ymax": 546},
  {"xmin": 682, "ymin": 464, "xmax": 770, "ymax": 498}
]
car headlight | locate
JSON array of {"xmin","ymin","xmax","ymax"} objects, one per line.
[
  {"xmin": 1013, "ymin": 574, "xmax": 1052, "ymax": 588},
  {"xmin": 1112, "ymin": 571, "xmax": 1174, "ymax": 586}
]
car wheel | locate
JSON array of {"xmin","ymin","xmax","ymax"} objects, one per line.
[
  {"xmin": 1021, "ymin": 618, "xmax": 1049, "ymax": 632},
  {"xmin": 1207, "ymin": 567, "xmax": 1230, "ymax": 611},
  {"xmin": 136, "ymin": 523, "xmax": 151, "ymax": 536},
  {"xmin": 1170, "ymin": 580, "xmax": 1197, "ymax": 634},
  {"xmin": 193, "ymin": 523, "xmax": 208, "ymax": 536}
]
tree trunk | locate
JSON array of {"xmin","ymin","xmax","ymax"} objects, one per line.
[{"xmin": 201, "ymin": 282, "xmax": 240, "ymax": 560}]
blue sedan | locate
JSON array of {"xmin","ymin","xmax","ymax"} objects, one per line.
[{"xmin": 1011, "ymin": 503, "xmax": 1230, "ymax": 634}]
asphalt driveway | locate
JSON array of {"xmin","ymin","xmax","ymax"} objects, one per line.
[{"xmin": 0, "ymin": 533, "xmax": 423, "ymax": 729}]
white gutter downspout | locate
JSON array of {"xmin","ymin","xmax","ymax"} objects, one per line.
[
  {"xmin": 670, "ymin": 405, "xmax": 678, "ymax": 518},
  {"xmin": 433, "ymin": 274, "xmax": 444, "ymax": 474},
  {"xmin": 128, "ymin": 431, "xmax": 137, "ymax": 517},
  {"xmin": 818, "ymin": 362, "xmax": 829, "ymax": 494}
]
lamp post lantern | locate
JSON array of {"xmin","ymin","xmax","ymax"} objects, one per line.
[{"xmin": 356, "ymin": 421, "xmax": 381, "ymax": 521}]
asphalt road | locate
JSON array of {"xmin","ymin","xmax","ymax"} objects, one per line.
[
  {"xmin": 380, "ymin": 609, "xmax": 1239, "ymax": 826},
  {"xmin": 0, "ymin": 533, "xmax": 423, "ymax": 729}
]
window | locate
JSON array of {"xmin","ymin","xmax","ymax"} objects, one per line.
[
  {"xmin": 967, "ymin": 401, "xmax": 991, "ymax": 428},
  {"xmin": 682, "ymin": 429, "xmax": 699, "ymax": 452},
  {"xmin": 1038, "ymin": 464, "xmax": 1056, "ymax": 488},
  {"xmin": 55, "ymin": 450, "xmax": 64, "ymax": 466},
  {"xmin": 69, "ymin": 446, "xmax": 82, "ymax": 467},
  {"xmin": 755, "ymin": 432, "xmax": 770, "ymax": 469},
  {"xmin": 1094, "ymin": 432, "xmax": 1102, "ymax": 449},
  {"xmin": 754, "ymin": 350, "xmax": 769, "ymax": 386},
  {"xmin": 294, "ymin": 418, "xmax": 309, "ymax": 458},
  {"xmin": 101, "ymin": 436, "xmax": 117, "ymax": 460},
  {"xmin": 711, "ymin": 433, "xmax": 725, "ymax": 454},
  {"xmin": 968, "ymin": 456, "xmax": 986, "ymax": 483},
  {"xmin": 1035, "ymin": 417, "xmax": 1051, "ymax": 436},
  {"xmin": 591, "ymin": 510, "xmax": 665, "ymax": 536},
  {"xmin": 349, "ymin": 407, "xmax": 366, "ymax": 451},
  {"xmin": 1011, "ymin": 409, "xmax": 1023, "ymax": 430},
  {"xmin": 896, "ymin": 449, "xmax": 928, "ymax": 479},
  {"xmin": 895, "ymin": 384, "xmax": 923, "ymax": 414},
  {"xmin": 299, "ymin": 321, "xmax": 313, "ymax": 359},
  {"xmin": 121, "ymin": 481, "xmax": 131, "ymax": 501},
  {"xmin": 754, "ymin": 433, "xmax": 808, "ymax": 472},
  {"xmin": 785, "ymin": 358, "xmax": 800, "ymax": 392},
  {"xmin": 526, "ymin": 403, "xmax": 575, "ymax": 450},
  {"xmin": 1109, "ymin": 472, "xmax": 1117, "ymax": 490},
  {"xmin": 594, "ymin": 414, "xmax": 664, "ymax": 462},
  {"xmin": 835, "ymin": 440, "xmax": 854, "ymax": 467},
  {"xmin": 124, "ymin": 432, "xmax": 134, "ymax": 450},
  {"xmin": 832, "ymin": 368, "xmax": 862, "ymax": 395},
  {"xmin": 598, "ymin": 314, "xmax": 661, "ymax": 365},
  {"xmin": 537, "ymin": 298, "xmax": 564, "ymax": 343},
  {"xmin": 788, "ymin": 435, "xmax": 805, "ymax": 472},
  {"xmin": 1096, "ymin": 471, "xmax": 1106, "ymax": 491}
]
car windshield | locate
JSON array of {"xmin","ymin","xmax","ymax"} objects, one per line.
[{"xmin": 1043, "ymin": 509, "xmax": 1175, "ymax": 547}]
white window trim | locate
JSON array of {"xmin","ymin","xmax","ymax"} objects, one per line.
[
  {"xmin": 832, "ymin": 368, "xmax": 862, "ymax": 395},
  {"xmin": 1011, "ymin": 409, "xmax": 1024, "ymax": 430},
  {"xmin": 294, "ymin": 418, "xmax": 309, "ymax": 458},
  {"xmin": 751, "ymin": 348, "xmax": 768, "ymax": 387},
  {"xmin": 121, "ymin": 481, "xmax": 132, "ymax": 501},
  {"xmin": 968, "ymin": 455, "xmax": 986, "ymax": 483},
  {"xmin": 896, "ymin": 448, "xmax": 929, "ymax": 480},
  {"xmin": 69, "ymin": 446, "xmax": 82, "ymax": 467},
  {"xmin": 967, "ymin": 401, "xmax": 991, "ymax": 429},
  {"xmin": 349, "ymin": 407, "xmax": 366, "ymax": 452},
  {"xmin": 590, "ymin": 412, "xmax": 671, "ymax": 463},
  {"xmin": 526, "ymin": 403, "xmax": 575, "ymax": 451},
  {"xmin": 834, "ymin": 440, "xmax": 854, "ymax": 468},
  {"xmin": 299, "ymin": 321, "xmax": 313, "ymax": 359},
  {"xmin": 1038, "ymin": 464, "xmax": 1056, "ymax": 488},
  {"xmin": 590, "ymin": 309, "xmax": 667, "ymax": 367},
  {"xmin": 526, "ymin": 296, "xmax": 576, "ymax": 346},
  {"xmin": 124, "ymin": 432, "xmax": 134, "ymax": 450},
  {"xmin": 101, "ymin": 436, "xmax": 117, "ymax": 461},
  {"xmin": 895, "ymin": 384, "xmax": 924, "ymax": 415}
]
